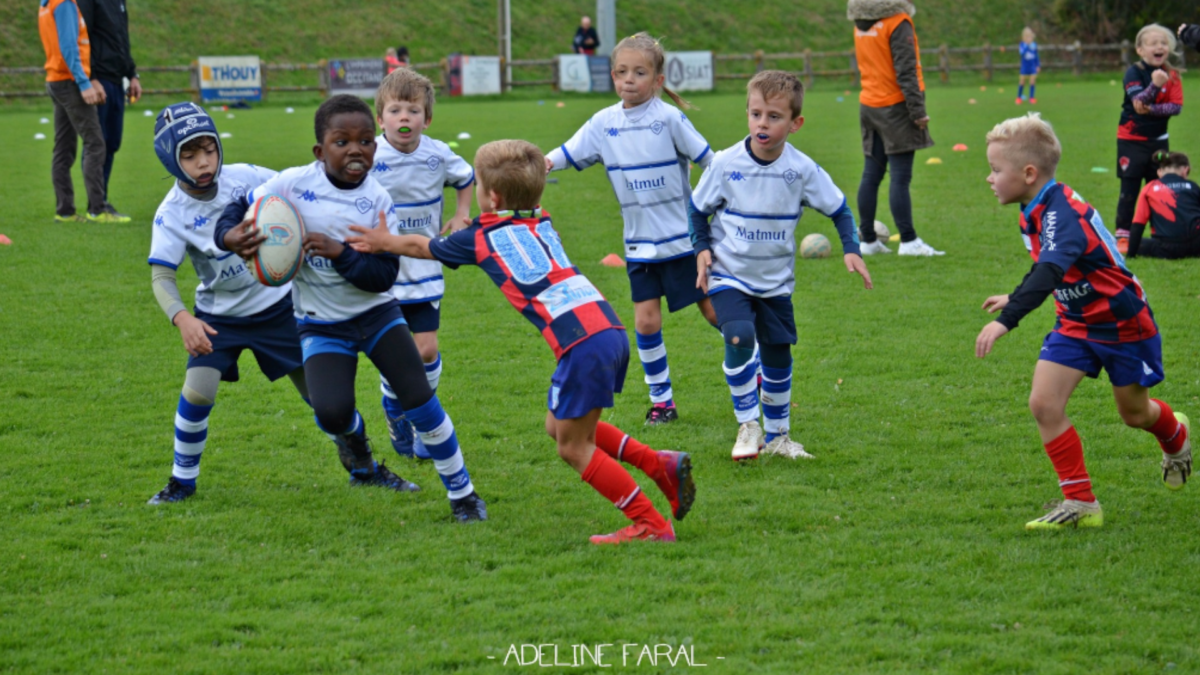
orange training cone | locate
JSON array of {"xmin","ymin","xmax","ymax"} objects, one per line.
[{"xmin": 600, "ymin": 253, "xmax": 626, "ymax": 267}]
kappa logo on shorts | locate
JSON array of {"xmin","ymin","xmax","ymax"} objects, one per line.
[
  {"xmin": 550, "ymin": 386, "xmax": 561, "ymax": 410},
  {"xmin": 1119, "ymin": 156, "xmax": 1131, "ymax": 172},
  {"xmin": 426, "ymin": 156, "xmax": 442, "ymax": 171},
  {"xmin": 1143, "ymin": 361, "xmax": 1153, "ymax": 376},
  {"xmin": 650, "ymin": 120, "xmax": 665, "ymax": 135},
  {"xmin": 303, "ymin": 337, "xmax": 314, "ymax": 349},
  {"xmin": 355, "ymin": 198, "xmax": 373, "ymax": 214},
  {"xmin": 783, "ymin": 169, "xmax": 798, "ymax": 185}
]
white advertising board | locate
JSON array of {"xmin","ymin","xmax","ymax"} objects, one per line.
[{"xmin": 664, "ymin": 51, "xmax": 714, "ymax": 92}]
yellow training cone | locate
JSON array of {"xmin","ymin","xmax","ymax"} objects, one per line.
[{"xmin": 926, "ymin": 157, "xmax": 943, "ymax": 165}]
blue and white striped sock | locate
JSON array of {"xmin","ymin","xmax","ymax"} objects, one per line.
[
  {"xmin": 173, "ymin": 396, "xmax": 213, "ymax": 487},
  {"xmin": 761, "ymin": 364, "xmax": 792, "ymax": 443},
  {"xmin": 379, "ymin": 375, "xmax": 406, "ymax": 420},
  {"xmin": 405, "ymin": 396, "xmax": 474, "ymax": 500},
  {"xmin": 636, "ymin": 330, "xmax": 673, "ymax": 406},
  {"xmin": 723, "ymin": 356, "xmax": 760, "ymax": 425},
  {"xmin": 424, "ymin": 352, "xmax": 442, "ymax": 392}
]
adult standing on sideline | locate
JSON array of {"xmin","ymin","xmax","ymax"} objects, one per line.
[
  {"xmin": 78, "ymin": 0, "xmax": 140, "ymax": 222},
  {"xmin": 573, "ymin": 16, "xmax": 599, "ymax": 55},
  {"xmin": 848, "ymin": 0, "xmax": 944, "ymax": 256},
  {"xmin": 1180, "ymin": 24, "xmax": 1199, "ymax": 52},
  {"xmin": 39, "ymin": 0, "xmax": 109, "ymax": 223}
]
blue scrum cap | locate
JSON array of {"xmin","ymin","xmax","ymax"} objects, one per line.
[{"xmin": 154, "ymin": 102, "xmax": 223, "ymax": 188}]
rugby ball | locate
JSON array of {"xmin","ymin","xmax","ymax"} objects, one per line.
[
  {"xmin": 873, "ymin": 220, "xmax": 890, "ymax": 241},
  {"xmin": 800, "ymin": 233, "xmax": 831, "ymax": 259},
  {"xmin": 249, "ymin": 193, "xmax": 305, "ymax": 286}
]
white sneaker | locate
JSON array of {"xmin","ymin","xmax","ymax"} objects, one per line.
[
  {"xmin": 763, "ymin": 433, "xmax": 814, "ymax": 459},
  {"xmin": 731, "ymin": 421, "xmax": 764, "ymax": 461},
  {"xmin": 898, "ymin": 237, "xmax": 945, "ymax": 256},
  {"xmin": 859, "ymin": 239, "xmax": 892, "ymax": 255}
]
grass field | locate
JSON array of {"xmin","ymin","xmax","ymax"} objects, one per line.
[{"xmin": 2, "ymin": 79, "xmax": 1200, "ymax": 673}]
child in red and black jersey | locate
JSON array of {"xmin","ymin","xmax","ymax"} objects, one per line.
[
  {"xmin": 978, "ymin": 113, "xmax": 1191, "ymax": 531},
  {"xmin": 1114, "ymin": 24, "xmax": 1185, "ymax": 246},
  {"xmin": 1129, "ymin": 151, "xmax": 1200, "ymax": 259},
  {"xmin": 347, "ymin": 139, "xmax": 696, "ymax": 545}
]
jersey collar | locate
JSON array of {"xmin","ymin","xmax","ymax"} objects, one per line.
[
  {"xmin": 1021, "ymin": 180, "xmax": 1059, "ymax": 222},
  {"xmin": 480, "ymin": 207, "xmax": 543, "ymax": 226}
]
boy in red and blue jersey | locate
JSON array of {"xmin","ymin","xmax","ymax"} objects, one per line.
[
  {"xmin": 978, "ymin": 113, "xmax": 1191, "ymax": 530},
  {"xmin": 348, "ymin": 139, "xmax": 695, "ymax": 545}
]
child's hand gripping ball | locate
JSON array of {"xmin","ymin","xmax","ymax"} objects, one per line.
[{"xmin": 248, "ymin": 194, "xmax": 305, "ymax": 286}]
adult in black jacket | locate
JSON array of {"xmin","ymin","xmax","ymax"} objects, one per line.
[
  {"xmin": 77, "ymin": 0, "xmax": 140, "ymax": 221},
  {"xmin": 1180, "ymin": 24, "xmax": 1200, "ymax": 52}
]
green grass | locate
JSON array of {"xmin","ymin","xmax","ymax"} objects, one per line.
[{"xmin": 2, "ymin": 79, "xmax": 1200, "ymax": 673}]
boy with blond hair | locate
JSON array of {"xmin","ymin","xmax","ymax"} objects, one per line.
[
  {"xmin": 690, "ymin": 70, "xmax": 872, "ymax": 460},
  {"xmin": 371, "ymin": 68, "xmax": 475, "ymax": 459},
  {"xmin": 348, "ymin": 140, "xmax": 695, "ymax": 545},
  {"xmin": 978, "ymin": 112, "xmax": 1191, "ymax": 530}
]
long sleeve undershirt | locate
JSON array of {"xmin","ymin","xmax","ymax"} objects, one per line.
[
  {"xmin": 995, "ymin": 262, "xmax": 1064, "ymax": 330},
  {"xmin": 53, "ymin": 2, "xmax": 91, "ymax": 90}
]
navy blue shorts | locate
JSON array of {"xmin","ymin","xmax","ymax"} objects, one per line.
[
  {"xmin": 1019, "ymin": 65, "xmax": 1039, "ymax": 76},
  {"xmin": 298, "ymin": 302, "xmax": 408, "ymax": 361},
  {"xmin": 398, "ymin": 300, "xmax": 441, "ymax": 334},
  {"xmin": 627, "ymin": 255, "xmax": 706, "ymax": 312},
  {"xmin": 710, "ymin": 288, "xmax": 797, "ymax": 345},
  {"xmin": 548, "ymin": 329, "xmax": 629, "ymax": 420},
  {"xmin": 188, "ymin": 298, "xmax": 303, "ymax": 383},
  {"xmin": 1039, "ymin": 331, "xmax": 1164, "ymax": 388}
]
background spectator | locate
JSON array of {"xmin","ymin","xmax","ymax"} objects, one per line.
[
  {"xmin": 78, "ymin": 0, "xmax": 140, "ymax": 222},
  {"xmin": 573, "ymin": 16, "xmax": 599, "ymax": 55},
  {"xmin": 39, "ymin": 0, "xmax": 108, "ymax": 223}
]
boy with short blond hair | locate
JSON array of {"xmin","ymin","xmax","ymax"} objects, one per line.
[
  {"xmin": 690, "ymin": 70, "xmax": 872, "ymax": 461},
  {"xmin": 978, "ymin": 112, "xmax": 1191, "ymax": 530},
  {"xmin": 371, "ymin": 68, "xmax": 475, "ymax": 459},
  {"xmin": 347, "ymin": 139, "xmax": 695, "ymax": 545}
]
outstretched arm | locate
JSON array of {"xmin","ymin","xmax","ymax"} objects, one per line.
[{"xmin": 347, "ymin": 211, "xmax": 436, "ymax": 260}]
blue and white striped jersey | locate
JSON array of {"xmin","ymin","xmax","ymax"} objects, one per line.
[
  {"xmin": 547, "ymin": 97, "xmax": 712, "ymax": 262},
  {"xmin": 372, "ymin": 135, "xmax": 475, "ymax": 303},
  {"xmin": 691, "ymin": 138, "xmax": 848, "ymax": 297},
  {"xmin": 149, "ymin": 163, "xmax": 286, "ymax": 317},
  {"xmin": 247, "ymin": 162, "xmax": 402, "ymax": 324}
]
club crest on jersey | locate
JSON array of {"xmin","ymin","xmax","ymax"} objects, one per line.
[
  {"xmin": 650, "ymin": 120, "xmax": 665, "ymax": 135},
  {"xmin": 1119, "ymin": 156, "xmax": 1131, "ymax": 172},
  {"xmin": 355, "ymin": 198, "xmax": 372, "ymax": 214},
  {"xmin": 232, "ymin": 187, "xmax": 246, "ymax": 200},
  {"xmin": 427, "ymin": 156, "xmax": 441, "ymax": 171},
  {"xmin": 783, "ymin": 169, "xmax": 798, "ymax": 185}
]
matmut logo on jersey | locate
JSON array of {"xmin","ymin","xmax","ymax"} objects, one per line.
[
  {"xmin": 537, "ymin": 276, "xmax": 602, "ymax": 320},
  {"xmin": 397, "ymin": 213, "xmax": 434, "ymax": 229},
  {"xmin": 734, "ymin": 226, "xmax": 787, "ymax": 242},
  {"xmin": 626, "ymin": 176, "xmax": 666, "ymax": 193}
]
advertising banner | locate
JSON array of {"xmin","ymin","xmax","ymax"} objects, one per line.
[
  {"xmin": 558, "ymin": 54, "xmax": 591, "ymax": 92},
  {"xmin": 198, "ymin": 56, "xmax": 262, "ymax": 102},
  {"xmin": 663, "ymin": 51, "xmax": 714, "ymax": 92},
  {"xmin": 328, "ymin": 58, "xmax": 386, "ymax": 98},
  {"xmin": 461, "ymin": 56, "xmax": 502, "ymax": 96}
]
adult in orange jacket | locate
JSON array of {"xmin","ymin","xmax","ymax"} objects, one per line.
[
  {"xmin": 849, "ymin": 0, "xmax": 942, "ymax": 256},
  {"xmin": 39, "ymin": 0, "xmax": 109, "ymax": 223}
]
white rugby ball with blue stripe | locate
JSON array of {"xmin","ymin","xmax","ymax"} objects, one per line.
[{"xmin": 250, "ymin": 194, "xmax": 305, "ymax": 286}]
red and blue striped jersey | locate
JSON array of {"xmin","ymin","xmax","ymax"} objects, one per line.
[
  {"xmin": 1020, "ymin": 182, "xmax": 1157, "ymax": 343},
  {"xmin": 428, "ymin": 208, "xmax": 624, "ymax": 359}
]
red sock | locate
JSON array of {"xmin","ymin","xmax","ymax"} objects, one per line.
[
  {"xmin": 1148, "ymin": 399, "xmax": 1188, "ymax": 454},
  {"xmin": 1044, "ymin": 426, "xmax": 1095, "ymax": 502},
  {"xmin": 595, "ymin": 421, "xmax": 662, "ymax": 478},
  {"xmin": 581, "ymin": 451, "xmax": 669, "ymax": 529}
]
